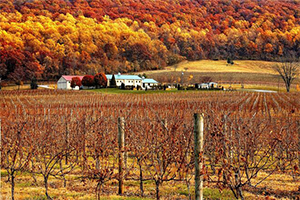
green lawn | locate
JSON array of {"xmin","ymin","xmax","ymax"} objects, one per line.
[
  {"xmin": 89, "ymin": 88, "xmax": 226, "ymax": 94},
  {"xmin": 90, "ymin": 88, "xmax": 184, "ymax": 94}
]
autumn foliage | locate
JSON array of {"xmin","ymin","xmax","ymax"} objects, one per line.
[
  {"xmin": 94, "ymin": 72, "xmax": 107, "ymax": 88},
  {"xmin": 71, "ymin": 77, "xmax": 82, "ymax": 88},
  {"xmin": 81, "ymin": 75, "xmax": 95, "ymax": 87},
  {"xmin": 0, "ymin": 0, "xmax": 299, "ymax": 81}
]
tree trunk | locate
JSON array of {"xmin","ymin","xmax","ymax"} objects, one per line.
[
  {"xmin": 238, "ymin": 187, "xmax": 244, "ymax": 200},
  {"xmin": 155, "ymin": 180, "xmax": 160, "ymax": 200},
  {"xmin": 96, "ymin": 182, "xmax": 102, "ymax": 200},
  {"xmin": 235, "ymin": 170, "xmax": 244, "ymax": 200},
  {"xmin": 186, "ymin": 180, "xmax": 191, "ymax": 200},
  {"xmin": 60, "ymin": 160, "xmax": 67, "ymax": 187},
  {"xmin": 139, "ymin": 163, "xmax": 144, "ymax": 197},
  {"xmin": 11, "ymin": 173, "xmax": 15, "ymax": 200},
  {"xmin": 31, "ymin": 160, "xmax": 38, "ymax": 185},
  {"xmin": 44, "ymin": 175, "xmax": 52, "ymax": 200},
  {"xmin": 285, "ymin": 79, "xmax": 291, "ymax": 92}
]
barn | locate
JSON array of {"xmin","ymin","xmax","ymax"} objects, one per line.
[{"xmin": 57, "ymin": 75, "xmax": 84, "ymax": 90}]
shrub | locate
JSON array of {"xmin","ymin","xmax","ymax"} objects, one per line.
[
  {"xmin": 120, "ymin": 82, "xmax": 125, "ymax": 89},
  {"xmin": 81, "ymin": 75, "xmax": 95, "ymax": 87},
  {"xmin": 94, "ymin": 73, "xmax": 107, "ymax": 88},
  {"xmin": 71, "ymin": 77, "xmax": 82, "ymax": 88}
]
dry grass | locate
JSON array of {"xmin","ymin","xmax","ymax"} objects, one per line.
[
  {"xmin": 145, "ymin": 60, "xmax": 277, "ymax": 74},
  {"xmin": 252, "ymin": 171, "xmax": 299, "ymax": 192},
  {"xmin": 1, "ymin": 84, "xmax": 57, "ymax": 91},
  {"xmin": 1, "ymin": 169, "xmax": 299, "ymax": 199},
  {"xmin": 137, "ymin": 60, "xmax": 300, "ymax": 91}
]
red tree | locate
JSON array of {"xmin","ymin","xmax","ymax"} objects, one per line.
[
  {"xmin": 81, "ymin": 75, "xmax": 95, "ymax": 87},
  {"xmin": 71, "ymin": 77, "xmax": 82, "ymax": 88},
  {"xmin": 94, "ymin": 73, "xmax": 107, "ymax": 88}
]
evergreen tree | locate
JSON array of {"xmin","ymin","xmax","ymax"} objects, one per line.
[
  {"xmin": 110, "ymin": 74, "xmax": 116, "ymax": 88},
  {"xmin": 227, "ymin": 58, "xmax": 231, "ymax": 65},
  {"xmin": 30, "ymin": 77, "xmax": 38, "ymax": 89}
]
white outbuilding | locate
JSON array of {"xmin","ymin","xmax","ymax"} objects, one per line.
[
  {"xmin": 57, "ymin": 75, "xmax": 84, "ymax": 90},
  {"xmin": 142, "ymin": 78, "xmax": 159, "ymax": 89}
]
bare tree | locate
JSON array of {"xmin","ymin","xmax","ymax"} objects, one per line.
[
  {"xmin": 1, "ymin": 121, "xmax": 34, "ymax": 200},
  {"xmin": 273, "ymin": 61, "xmax": 299, "ymax": 92}
]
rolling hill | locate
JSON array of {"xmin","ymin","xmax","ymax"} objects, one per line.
[{"xmin": 0, "ymin": 0, "xmax": 299, "ymax": 83}]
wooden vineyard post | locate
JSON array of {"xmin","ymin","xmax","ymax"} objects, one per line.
[
  {"xmin": 0, "ymin": 119, "xmax": 2, "ymax": 200},
  {"xmin": 298, "ymin": 121, "xmax": 300, "ymax": 167},
  {"xmin": 118, "ymin": 117, "xmax": 125, "ymax": 195},
  {"xmin": 194, "ymin": 113, "xmax": 204, "ymax": 200}
]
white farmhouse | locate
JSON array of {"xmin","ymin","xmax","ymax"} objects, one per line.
[
  {"xmin": 106, "ymin": 74, "xmax": 142, "ymax": 88},
  {"xmin": 142, "ymin": 78, "xmax": 159, "ymax": 89},
  {"xmin": 57, "ymin": 75, "xmax": 84, "ymax": 90}
]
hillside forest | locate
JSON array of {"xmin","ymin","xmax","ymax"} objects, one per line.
[{"xmin": 0, "ymin": 0, "xmax": 299, "ymax": 82}]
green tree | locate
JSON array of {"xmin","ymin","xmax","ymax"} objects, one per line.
[
  {"xmin": 30, "ymin": 77, "xmax": 38, "ymax": 89},
  {"xmin": 110, "ymin": 74, "xmax": 116, "ymax": 88}
]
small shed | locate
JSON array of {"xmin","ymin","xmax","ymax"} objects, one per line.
[{"xmin": 57, "ymin": 75, "xmax": 84, "ymax": 90}]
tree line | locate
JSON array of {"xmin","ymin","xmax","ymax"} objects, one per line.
[{"xmin": 0, "ymin": 0, "xmax": 299, "ymax": 83}]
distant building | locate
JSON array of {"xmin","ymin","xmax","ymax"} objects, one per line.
[
  {"xmin": 208, "ymin": 82, "xmax": 218, "ymax": 88},
  {"xmin": 142, "ymin": 78, "xmax": 159, "ymax": 89},
  {"xmin": 198, "ymin": 83, "xmax": 209, "ymax": 89},
  {"xmin": 196, "ymin": 82, "xmax": 218, "ymax": 89},
  {"xmin": 106, "ymin": 73, "xmax": 159, "ymax": 89},
  {"xmin": 106, "ymin": 74, "xmax": 142, "ymax": 88},
  {"xmin": 57, "ymin": 75, "xmax": 84, "ymax": 90},
  {"xmin": 58, "ymin": 74, "xmax": 159, "ymax": 90}
]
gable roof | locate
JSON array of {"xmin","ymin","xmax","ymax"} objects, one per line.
[
  {"xmin": 62, "ymin": 75, "xmax": 84, "ymax": 81},
  {"xmin": 142, "ymin": 78, "xmax": 158, "ymax": 84},
  {"xmin": 106, "ymin": 74, "xmax": 142, "ymax": 80}
]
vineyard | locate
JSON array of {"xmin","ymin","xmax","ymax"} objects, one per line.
[{"xmin": 0, "ymin": 90, "xmax": 299, "ymax": 199}]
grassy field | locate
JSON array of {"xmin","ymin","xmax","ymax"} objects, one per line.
[
  {"xmin": 2, "ymin": 169, "xmax": 297, "ymax": 200},
  {"xmin": 137, "ymin": 60, "xmax": 300, "ymax": 91},
  {"xmin": 1, "ymin": 167, "xmax": 298, "ymax": 199},
  {"xmin": 146, "ymin": 60, "xmax": 278, "ymax": 74}
]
